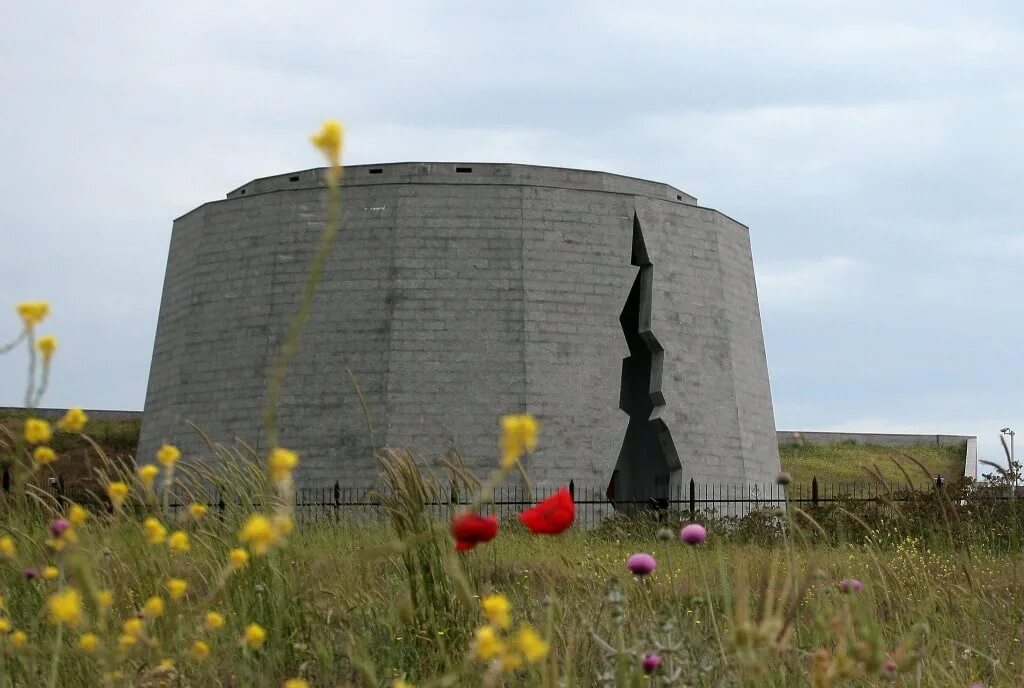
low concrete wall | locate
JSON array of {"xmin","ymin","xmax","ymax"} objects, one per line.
[
  {"xmin": 777, "ymin": 430, "xmax": 978, "ymax": 479},
  {"xmin": 964, "ymin": 437, "xmax": 978, "ymax": 480},
  {"xmin": 0, "ymin": 407, "xmax": 142, "ymax": 422}
]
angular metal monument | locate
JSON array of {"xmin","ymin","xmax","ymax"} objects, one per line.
[{"xmin": 138, "ymin": 163, "xmax": 781, "ymax": 502}]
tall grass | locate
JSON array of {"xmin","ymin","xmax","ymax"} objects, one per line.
[{"xmin": 2, "ymin": 430, "xmax": 1024, "ymax": 685}]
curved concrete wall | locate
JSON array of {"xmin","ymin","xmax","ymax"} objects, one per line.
[{"xmin": 138, "ymin": 162, "xmax": 781, "ymax": 493}]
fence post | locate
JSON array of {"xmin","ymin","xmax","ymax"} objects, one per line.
[
  {"xmin": 811, "ymin": 476, "xmax": 819, "ymax": 508},
  {"xmin": 688, "ymin": 478, "xmax": 696, "ymax": 517},
  {"xmin": 568, "ymin": 480, "xmax": 574, "ymax": 500}
]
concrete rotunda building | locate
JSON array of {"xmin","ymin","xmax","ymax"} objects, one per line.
[{"xmin": 138, "ymin": 162, "xmax": 781, "ymax": 503}]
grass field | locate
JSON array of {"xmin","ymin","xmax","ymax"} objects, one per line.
[
  {"xmin": 779, "ymin": 441, "xmax": 966, "ymax": 488},
  {"xmin": 0, "ymin": 412, "xmax": 137, "ymax": 494},
  {"xmin": 0, "ymin": 467, "xmax": 1021, "ymax": 688}
]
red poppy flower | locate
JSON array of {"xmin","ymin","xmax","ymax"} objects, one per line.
[
  {"xmin": 451, "ymin": 511, "xmax": 499, "ymax": 551},
  {"xmin": 518, "ymin": 487, "xmax": 574, "ymax": 535}
]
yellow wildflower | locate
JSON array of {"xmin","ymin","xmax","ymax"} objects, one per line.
[
  {"xmin": 118, "ymin": 633, "xmax": 138, "ymax": 650},
  {"xmin": 228, "ymin": 547, "xmax": 249, "ymax": 569},
  {"xmin": 481, "ymin": 593, "xmax": 511, "ymax": 629},
  {"xmin": 36, "ymin": 334, "xmax": 57, "ymax": 361},
  {"xmin": 167, "ymin": 578, "xmax": 188, "ymax": 601},
  {"xmin": 239, "ymin": 515, "xmax": 276, "ymax": 554},
  {"xmin": 33, "ymin": 446, "xmax": 57, "ymax": 465},
  {"xmin": 310, "ymin": 119, "xmax": 345, "ymax": 168},
  {"xmin": 167, "ymin": 530, "xmax": 190, "ymax": 553},
  {"xmin": 473, "ymin": 625, "xmax": 505, "ymax": 661},
  {"xmin": 156, "ymin": 443, "xmax": 180, "ymax": 467},
  {"xmin": 42, "ymin": 565, "xmax": 59, "ymax": 580},
  {"xmin": 78, "ymin": 632, "xmax": 100, "ymax": 653},
  {"xmin": 122, "ymin": 618, "xmax": 144, "ymax": 637},
  {"xmin": 158, "ymin": 658, "xmax": 175, "ymax": 670},
  {"xmin": 393, "ymin": 681, "xmax": 414, "ymax": 688},
  {"xmin": 106, "ymin": 481, "xmax": 129, "ymax": 509},
  {"xmin": 501, "ymin": 652, "xmax": 523, "ymax": 671},
  {"xmin": 205, "ymin": 611, "xmax": 225, "ymax": 631},
  {"xmin": 47, "ymin": 588, "xmax": 83, "ymax": 627},
  {"xmin": 284, "ymin": 680, "xmax": 310, "ymax": 688},
  {"xmin": 24, "ymin": 418, "xmax": 52, "ymax": 445},
  {"xmin": 143, "ymin": 517, "xmax": 167, "ymax": 545},
  {"xmin": 137, "ymin": 464, "xmax": 159, "ymax": 489},
  {"xmin": 9, "ymin": 630, "xmax": 27, "ymax": 648},
  {"xmin": 190, "ymin": 639, "xmax": 210, "ymax": 661},
  {"xmin": 142, "ymin": 596, "xmax": 164, "ymax": 619},
  {"xmin": 0, "ymin": 535, "xmax": 15, "ymax": 558},
  {"xmin": 268, "ymin": 446, "xmax": 299, "ymax": 482},
  {"xmin": 515, "ymin": 625, "xmax": 549, "ymax": 663},
  {"xmin": 244, "ymin": 623, "xmax": 266, "ymax": 648},
  {"xmin": 68, "ymin": 504, "xmax": 88, "ymax": 526},
  {"xmin": 0, "ymin": 618, "xmax": 9, "ymax": 632},
  {"xmin": 16, "ymin": 301, "xmax": 49, "ymax": 327},
  {"xmin": 57, "ymin": 407, "xmax": 88, "ymax": 432},
  {"xmin": 189, "ymin": 503, "xmax": 208, "ymax": 520},
  {"xmin": 499, "ymin": 414, "xmax": 539, "ymax": 468},
  {"xmin": 97, "ymin": 590, "xmax": 113, "ymax": 609}
]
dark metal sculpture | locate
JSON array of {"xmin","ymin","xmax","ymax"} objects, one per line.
[{"xmin": 607, "ymin": 213, "xmax": 681, "ymax": 511}]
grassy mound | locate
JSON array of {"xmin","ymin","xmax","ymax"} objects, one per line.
[
  {"xmin": 780, "ymin": 440, "xmax": 966, "ymax": 487},
  {"xmin": 0, "ymin": 410, "xmax": 139, "ymax": 493}
]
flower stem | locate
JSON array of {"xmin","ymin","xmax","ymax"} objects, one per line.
[
  {"xmin": 263, "ymin": 165, "xmax": 344, "ymax": 452},
  {"xmin": 47, "ymin": 567, "xmax": 66, "ymax": 688},
  {"xmin": 24, "ymin": 328, "xmax": 36, "ymax": 408},
  {"xmin": 0, "ymin": 328, "xmax": 26, "ymax": 355},
  {"xmin": 47, "ymin": 621, "xmax": 63, "ymax": 688},
  {"xmin": 697, "ymin": 555, "xmax": 727, "ymax": 665},
  {"xmin": 33, "ymin": 359, "xmax": 51, "ymax": 407}
]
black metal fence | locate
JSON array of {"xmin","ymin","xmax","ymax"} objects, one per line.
[
  {"xmin": 21, "ymin": 474, "xmax": 1010, "ymax": 528},
  {"xmin": 158, "ymin": 476, "xmax": 970, "ymax": 527}
]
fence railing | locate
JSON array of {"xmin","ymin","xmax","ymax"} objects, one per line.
[
  {"xmin": 171, "ymin": 476, "xmax": 994, "ymax": 527},
  {"xmin": 17, "ymin": 474, "xmax": 1017, "ymax": 528}
]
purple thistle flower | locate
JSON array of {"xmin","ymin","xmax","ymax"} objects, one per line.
[
  {"xmin": 627, "ymin": 553, "xmax": 656, "ymax": 576},
  {"xmin": 680, "ymin": 523, "xmax": 707, "ymax": 545},
  {"xmin": 49, "ymin": 518, "xmax": 71, "ymax": 537},
  {"xmin": 642, "ymin": 653, "xmax": 662, "ymax": 674},
  {"xmin": 23, "ymin": 567, "xmax": 39, "ymax": 580},
  {"xmin": 839, "ymin": 578, "xmax": 863, "ymax": 594}
]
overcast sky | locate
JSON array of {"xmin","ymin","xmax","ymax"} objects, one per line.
[{"xmin": 2, "ymin": 2, "xmax": 1022, "ymax": 467}]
